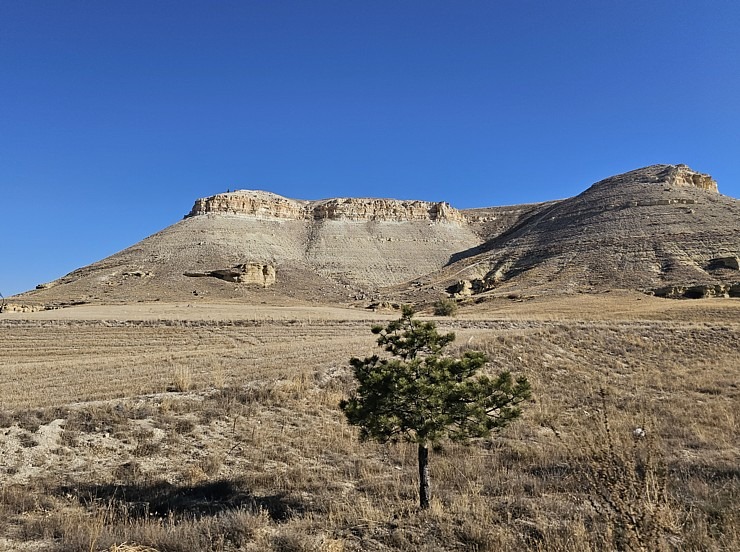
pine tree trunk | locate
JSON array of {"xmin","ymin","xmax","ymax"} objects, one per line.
[{"xmin": 418, "ymin": 443, "xmax": 430, "ymax": 509}]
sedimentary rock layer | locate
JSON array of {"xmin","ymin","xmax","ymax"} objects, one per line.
[{"xmin": 188, "ymin": 191, "xmax": 466, "ymax": 223}]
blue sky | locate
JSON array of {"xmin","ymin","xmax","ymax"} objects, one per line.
[{"xmin": 2, "ymin": 1, "xmax": 739, "ymax": 296}]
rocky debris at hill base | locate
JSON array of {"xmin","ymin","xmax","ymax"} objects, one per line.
[
  {"xmin": 651, "ymin": 282, "xmax": 740, "ymax": 299},
  {"xmin": 184, "ymin": 263, "xmax": 276, "ymax": 287},
  {"xmin": 447, "ymin": 279, "xmax": 492, "ymax": 298},
  {"xmin": 366, "ymin": 301, "xmax": 402, "ymax": 311},
  {"xmin": 1, "ymin": 303, "xmax": 47, "ymax": 313},
  {"xmin": 448, "ymin": 254, "xmax": 740, "ymax": 300}
]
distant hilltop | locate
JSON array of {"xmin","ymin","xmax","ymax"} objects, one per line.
[
  {"xmin": 186, "ymin": 164, "xmax": 719, "ymax": 224},
  {"xmin": 589, "ymin": 164, "xmax": 718, "ymax": 193}
]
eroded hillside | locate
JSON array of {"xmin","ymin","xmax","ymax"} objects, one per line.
[
  {"xmin": 404, "ymin": 165, "xmax": 740, "ymax": 299},
  {"xmin": 8, "ymin": 164, "xmax": 740, "ymax": 309}
]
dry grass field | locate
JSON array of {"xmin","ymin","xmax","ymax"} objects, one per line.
[{"xmin": 0, "ymin": 294, "xmax": 738, "ymax": 551}]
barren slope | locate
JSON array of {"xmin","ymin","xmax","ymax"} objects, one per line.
[
  {"xmin": 407, "ymin": 164, "xmax": 740, "ymax": 297},
  {"xmin": 14, "ymin": 192, "xmax": 481, "ymax": 306}
]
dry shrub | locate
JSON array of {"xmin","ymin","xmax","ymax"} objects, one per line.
[
  {"xmin": 60, "ymin": 427, "xmax": 81, "ymax": 447},
  {"xmin": 66, "ymin": 404, "xmax": 130, "ymax": 435},
  {"xmin": 200, "ymin": 454, "xmax": 223, "ymax": 477},
  {"xmin": 578, "ymin": 390, "xmax": 676, "ymax": 551},
  {"xmin": 20, "ymin": 500, "xmax": 113, "ymax": 551},
  {"xmin": 13, "ymin": 408, "xmax": 63, "ymax": 432},
  {"xmin": 20, "ymin": 486, "xmax": 272, "ymax": 552},
  {"xmin": 433, "ymin": 298, "xmax": 458, "ymax": 317},
  {"xmin": 170, "ymin": 366, "xmax": 193, "ymax": 392},
  {"xmin": 271, "ymin": 528, "xmax": 345, "ymax": 552},
  {"xmin": 132, "ymin": 429, "xmax": 161, "ymax": 457},
  {"xmin": 0, "ymin": 484, "xmax": 40, "ymax": 516},
  {"xmin": 0, "ymin": 410, "xmax": 16, "ymax": 428},
  {"xmin": 107, "ymin": 543, "xmax": 159, "ymax": 552},
  {"xmin": 181, "ymin": 465, "xmax": 209, "ymax": 486},
  {"xmin": 18, "ymin": 431, "xmax": 39, "ymax": 448},
  {"xmin": 174, "ymin": 417, "xmax": 196, "ymax": 434},
  {"xmin": 113, "ymin": 461, "xmax": 144, "ymax": 484}
]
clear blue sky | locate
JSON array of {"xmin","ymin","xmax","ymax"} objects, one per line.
[{"xmin": 2, "ymin": 1, "xmax": 739, "ymax": 296}]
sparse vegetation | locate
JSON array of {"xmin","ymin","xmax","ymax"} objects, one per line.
[
  {"xmin": 0, "ymin": 297, "xmax": 738, "ymax": 550},
  {"xmin": 433, "ymin": 298, "xmax": 458, "ymax": 316},
  {"xmin": 580, "ymin": 389, "xmax": 675, "ymax": 551},
  {"xmin": 171, "ymin": 366, "xmax": 193, "ymax": 392}
]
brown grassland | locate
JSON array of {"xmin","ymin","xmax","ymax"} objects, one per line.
[{"xmin": 0, "ymin": 293, "xmax": 738, "ymax": 551}]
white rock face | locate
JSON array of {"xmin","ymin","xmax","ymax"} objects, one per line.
[
  {"xmin": 188, "ymin": 191, "xmax": 306, "ymax": 219},
  {"xmin": 188, "ymin": 191, "xmax": 466, "ymax": 223},
  {"xmin": 665, "ymin": 164, "xmax": 718, "ymax": 192}
]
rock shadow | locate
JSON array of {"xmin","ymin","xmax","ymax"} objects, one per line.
[{"xmin": 56, "ymin": 479, "xmax": 305, "ymax": 522}]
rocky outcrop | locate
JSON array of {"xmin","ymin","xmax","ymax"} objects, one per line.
[
  {"xmin": 447, "ymin": 279, "xmax": 492, "ymax": 298},
  {"xmin": 663, "ymin": 164, "xmax": 718, "ymax": 192},
  {"xmin": 589, "ymin": 164, "xmax": 718, "ymax": 193},
  {"xmin": 1, "ymin": 303, "xmax": 46, "ymax": 313},
  {"xmin": 185, "ymin": 263, "xmax": 276, "ymax": 287},
  {"xmin": 652, "ymin": 283, "xmax": 740, "ymax": 299},
  {"xmin": 188, "ymin": 191, "xmax": 305, "ymax": 219},
  {"xmin": 35, "ymin": 281, "xmax": 58, "ymax": 290},
  {"xmin": 187, "ymin": 191, "xmax": 465, "ymax": 223},
  {"xmin": 311, "ymin": 198, "xmax": 465, "ymax": 222}
]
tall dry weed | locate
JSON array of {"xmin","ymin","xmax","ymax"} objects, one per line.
[{"xmin": 580, "ymin": 389, "xmax": 676, "ymax": 552}]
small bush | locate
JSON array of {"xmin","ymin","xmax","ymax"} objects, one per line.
[
  {"xmin": 433, "ymin": 298, "xmax": 458, "ymax": 316},
  {"xmin": 18, "ymin": 432, "xmax": 38, "ymax": 448},
  {"xmin": 174, "ymin": 418, "xmax": 196, "ymax": 434}
]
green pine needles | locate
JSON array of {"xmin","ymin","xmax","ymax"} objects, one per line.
[{"xmin": 340, "ymin": 305, "xmax": 531, "ymax": 508}]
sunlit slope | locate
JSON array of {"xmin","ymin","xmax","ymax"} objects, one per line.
[{"xmin": 407, "ymin": 165, "xmax": 740, "ymax": 296}]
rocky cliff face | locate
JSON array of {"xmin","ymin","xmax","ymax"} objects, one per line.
[
  {"xmin": 185, "ymin": 263, "xmax": 277, "ymax": 287},
  {"xmin": 188, "ymin": 191, "xmax": 305, "ymax": 219},
  {"xmin": 310, "ymin": 198, "xmax": 465, "ymax": 222},
  {"xmin": 664, "ymin": 164, "xmax": 718, "ymax": 192},
  {"xmin": 590, "ymin": 164, "xmax": 718, "ymax": 193},
  {"xmin": 188, "ymin": 191, "xmax": 466, "ymax": 223}
]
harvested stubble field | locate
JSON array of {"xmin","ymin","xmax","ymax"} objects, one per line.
[{"xmin": 0, "ymin": 295, "xmax": 738, "ymax": 551}]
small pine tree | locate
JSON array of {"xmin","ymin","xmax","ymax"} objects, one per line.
[{"xmin": 340, "ymin": 305, "xmax": 531, "ymax": 508}]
